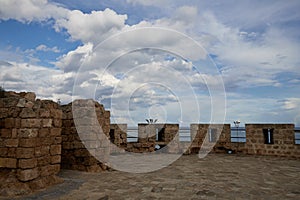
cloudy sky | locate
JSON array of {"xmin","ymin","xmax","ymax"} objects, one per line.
[{"xmin": 0, "ymin": 0, "xmax": 299, "ymax": 127}]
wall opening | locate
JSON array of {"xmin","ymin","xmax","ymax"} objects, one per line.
[
  {"xmin": 208, "ymin": 128, "xmax": 217, "ymax": 142},
  {"xmin": 156, "ymin": 128, "xmax": 164, "ymax": 142},
  {"xmin": 263, "ymin": 128, "xmax": 274, "ymax": 144},
  {"xmin": 109, "ymin": 129, "xmax": 115, "ymax": 143}
]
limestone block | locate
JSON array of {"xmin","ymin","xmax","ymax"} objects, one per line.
[
  {"xmin": 5, "ymin": 139, "xmax": 19, "ymax": 147},
  {"xmin": 39, "ymin": 128, "xmax": 49, "ymax": 137},
  {"xmin": 19, "ymin": 138, "xmax": 36, "ymax": 148},
  {"xmin": 17, "ymin": 168, "xmax": 39, "ymax": 182},
  {"xmin": 35, "ymin": 146, "xmax": 50, "ymax": 157},
  {"xmin": 40, "ymin": 164, "xmax": 60, "ymax": 176},
  {"xmin": 50, "ymin": 145, "xmax": 61, "ymax": 155},
  {"xmin": 39, "ymin": 109, "xmax": 50, "ymax": 118},
  {"xmin": 37, "ymin": 155, "xmax": 50, "ymax": 166},
  {"xmin": 0, "ymin": 147, "xmax": 8, "ymax": 156},
  {"xmin": 18, "ymin": 129, "xmax": 38, "ymax": 138},
  {"xmin": 42, "ymin": 119, "xmax": 52, "ymax": 128},
  {"xmin": 18, "ymin": 158, "xmax": 37, "ymax": 169},
  {"xmin": 21, "ymin": 119, "xmax": 41, "ymax": 128},
  {"xmin": 51, "ymin": 155, "xmax": 61, "ymax": 164},
  {"xmin": 50, "ymin": 128, "xmax": 61, "ymax": 136},
  {"xmin": 1, "ymin": 129, "xmax": 11, "ymax": 138},
  {"xmin": 0, "ymin": 157, "xmax": 17, "ymax": 168},
  {"xmin": 19, "ymin": 108, "xmax": 36, "ymax": 118},
  {"xmin": 16, "ymin": 148, "xmax": 35, "ymax": 159},
  {"xmin": 4, "ymin": 118, "xmax": 15, "ymax": 128}
]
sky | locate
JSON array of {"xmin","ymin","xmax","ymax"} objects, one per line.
[{"xmin": 0, "ymin": 0, "xmax": 299, "ymax": 127}]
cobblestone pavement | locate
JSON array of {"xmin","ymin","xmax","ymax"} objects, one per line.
[{"xmin": 8, "ymin": 154, "xmax": 300, "ymax": 199}]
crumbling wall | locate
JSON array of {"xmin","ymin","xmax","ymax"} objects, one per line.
[
  {"xmin": 61, "ymin": 99, "xmax": 111, "ymax": 172},
  {"xmin": 245, "ymin": 124, "xmax": 300, "ymax": 158},
  {"xmin": 110, "ymin": 124, "xmax": 127, "ymax": 154},
  {"xmin": 0, "ymin": 91, "xmax": 62, "ymax": 196}
]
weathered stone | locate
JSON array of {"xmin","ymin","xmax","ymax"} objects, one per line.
[
  {"xmin": 0, "ymin": 157, "xmax": 17, "ymax": 168},
  {"xmin": 5, "ymin": 139, "xmax": 19, "ymax": 147},
  {"xmin": 50, "ymin": 145, "xmax": 61, "ymax": 155},
  {"xmin": 17, "ymin": 168, "xmax": 39, "ymax": 181},
  {"xmin": 35, "ymin": 146, "xmax": 50, "ymax": 157},
  {"xmin": 40, "ymin": 164, "xmax": 60, "ymax": 176},
  {"xmin": 42, "ymin": 119, "xmax": 52, "ymax": 128},
  {"xmin": 19, "ymin": 108, "xmax": 36, "ymax": 118},
  {"xmin": 37, "ymin": 155, "xmax": 50, "ymax": 166},
  {"xmin": 18, "ymin": 158, "xmax": 37, "ymax": 169},
  {"xmin": 19, "ymin": 138, "xmax": 36, "ymax": 147},
  {"xmin": 51, "ymin": 155, "xmax": 61, "ymax": 164},
  {"xmin": 50, "ymin": 128, "xmax": 61, "ymax": 136},
  {"xmin": 4, "ymin": 118, "xmax": 15, "ymax": 128},
  {"xmin": 16, "ymin": 148, "xmax": 35, "ymax": 159},
  {"xmin": 21, "ymin": 119, "xmax": 41, "ymax": 128},
  {"xmin": 18, "ymin": 129, "xmax": 38, "ymax": 138}
]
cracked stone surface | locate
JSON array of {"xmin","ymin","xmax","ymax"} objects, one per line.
[{"xmin": 3, "ymin": 154, "xmax": 300, "ymax": 200}]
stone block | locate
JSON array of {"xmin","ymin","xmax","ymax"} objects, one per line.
[
  {"xmin": 0, "ymin": 157, "xmax": 17, "ymax": 168},
  {"xmin": 40, "ymin": 164, "xmax": 60, "ymax": 176},
  {"xmin": 51, "ymin": 109, "xmax": 62, "ymax": 119},
  {"xmin": 35, "ymin": 146, "xmax": 50, "ymax": 157},
  {"xmin": 19, "ymin": 138, "xmax": 36, "ymax": 147},
  {"xmin": 18, "ymin": 158, "xmax": 37, "ymax": 169},
  {"xmin": 37, "ymin": 155, "xmax": 50, "ymax": 166},
  {"xmin": 50, "ymin": 145, "xmax": 61, "ymax": 155},
  {"xmin": 21, "ymin": 119, "xmax": 41, "ymax": 128},
  {"xmin": 4, "ymin": 118, "xmax": 15, "ymax": 128},
  {"xmin": 7, "ymin": 147, "xmax": 16, "ymax": 157},
  {"xmin": 53, "ymin": 119, "xmax": 62, "ymax": 127},
  {"xmin": 0, "ymin": 147, "xmax": 8, "ymax": 156},
  {"xmin": 39, "ymin": 109, "xmax": 50, "ymax": 118},
  {"xmin": 17, "ymin": 168, "xmax": 39, "ymax": 182},
  {"xmin": 1, "ymin": 129, "xmax": 11, "ymax": 138},
  {"xmin": 51, "ymin": 155, "xmax": 61, "ymax": 164},
  {"xmin": 19, "ymin": 108, "xmax": 36, "ymax": 118},
  {"xmin": 39, "ymin": 128, "xmax": 49, "ymax": 137},
  {"xmin": 42, "ymin": 119, "xmax": 52, "ymax": 128},
  {"xmin": 18, "ymin": 129, "xmax": 38, "ymax": 138},
  {"xmin": 16, "ymin": 148, "xmax": 35, "ymax": 158},
  {"xmin": 50, "ymin": 128, "xmax": 61, "ymax": 136},
  {"xmin": 5, "ymin": 139, "xmax": 19, "ymax": 147}
]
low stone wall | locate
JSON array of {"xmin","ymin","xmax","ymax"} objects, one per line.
[
  {"xmin": 189, "ymin": 124, "xmax": 231, "ymax": 154},
  {"xmin": 61, "ymin": 99, "xmax": 111, "ymax": 172},
  {"xmin": 0, "ymin": 91, "xmax": 62, "ymax": 196},
  {"xmin": 245, "ymin": 124, "xmax": 300, "ymax": 158}
]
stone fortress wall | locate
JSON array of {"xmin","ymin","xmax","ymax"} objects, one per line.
[
  {"xmin": 0, "ymin": 91, "xmax": 62, "ymax": 195},
  {"xmin": 1, "ymin": 91, "xmax": 299, "ymax": 196}
]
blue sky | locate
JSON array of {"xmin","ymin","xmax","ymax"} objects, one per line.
[{"xmin": 0, "ymin": 0, "xmax": 299, "ymax": 126}]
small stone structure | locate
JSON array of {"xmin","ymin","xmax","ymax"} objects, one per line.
[
  {"xmin": 189, "ymin": 124, "xmax": 231, "ymax": 154},
  {"xmin": 124, "ymin": 123, "xmax": 179, "ymax": 153},
  {"xmin": 0, "ymin": 91, "xmax": 62, "ymax": 196},
  {"xmin": 60, "ymin": 99, "xmax": 111, "ymax": 172},
  {"xmin": 245, "ymin": 124, "xmax": 300, "ymax": 158}
]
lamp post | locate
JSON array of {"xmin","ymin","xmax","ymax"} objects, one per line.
[{"xmin": 233, "ymin": 120, "xmax": 240, "ymax": 153}]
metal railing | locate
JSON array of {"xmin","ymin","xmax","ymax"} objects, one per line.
[{"xmin": 125, "ymin": 127, "xmax": 300, "ymax": 144}]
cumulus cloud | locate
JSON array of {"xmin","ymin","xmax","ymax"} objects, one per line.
[
  {"xmin": 0, "ymin": 0, "xmax": 68, "ymax": 22},
  {"xmin": 54, "ymin": 8, "xmax": 128, "ymax": 44},
  {"xmin": 0, "ymin": 61, "xmax": 71, "ymax": 102}
]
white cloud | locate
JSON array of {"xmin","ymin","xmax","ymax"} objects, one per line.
[
  {"xmin": 0, "ymin": 0, "xmax": 68, "ymax": 22},
  {"xmin": 54, "ymin": 8, "xmax": 128, "ymax": 44},
  {"xmin": 0, "ymin": 61, "xmax": 71, "ymax": 102},
  {"xmin": 36, "ymin": 44, "xmax": 60, "ymax": 53},
  {"xmin": 56, "ymin": 43, "xmax": 93, "ymax": 72}
]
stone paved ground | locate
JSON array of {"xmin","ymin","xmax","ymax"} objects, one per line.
[{"xmin": 4, "ymin": 154, "xmax": 300, "ymax": 200}]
